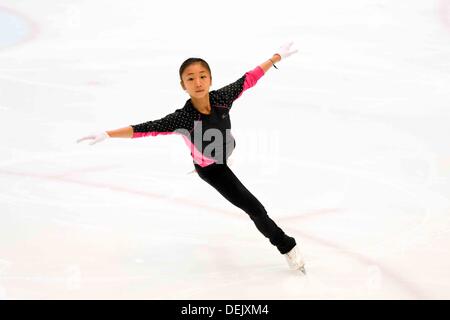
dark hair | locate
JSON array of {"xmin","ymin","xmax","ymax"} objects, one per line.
[{"xmin": 179, "ymin": 57, "xmax": 211, "ymax": 81}]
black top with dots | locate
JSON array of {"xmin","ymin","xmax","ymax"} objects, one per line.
[{"xmin": 130, "ymin": 66, "xmax": 264, "ymax": 167}]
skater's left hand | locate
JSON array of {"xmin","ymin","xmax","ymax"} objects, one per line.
[{"xmin": 275, "ymin": 41, "xmax": 298, "ymax": 60}]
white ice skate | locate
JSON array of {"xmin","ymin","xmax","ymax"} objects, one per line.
[{"xmin": 284, "ymin": 245, "xmax": 306, "ymax": 274}]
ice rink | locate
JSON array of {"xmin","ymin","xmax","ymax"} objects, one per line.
[{"xmin": 1, "ymin": 0, "xmax": 450, "ymax": 299}]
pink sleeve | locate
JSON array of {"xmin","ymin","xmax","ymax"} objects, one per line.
[
  {"xmin": 237, "ymin": 66, "xmax": 265, "ymax": 99},
  {"xmin": 244, "ymin": 65, "xmax": 265, "ymax": 90}
]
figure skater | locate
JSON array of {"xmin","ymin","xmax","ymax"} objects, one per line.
[{"xmin": 77, "ymin": 42, "xmax": 306, "ymax": 274}]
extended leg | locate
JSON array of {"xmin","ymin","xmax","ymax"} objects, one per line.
[{"xmin": 195, "ymin": 163, "xmax": 296, "ymax": 254}]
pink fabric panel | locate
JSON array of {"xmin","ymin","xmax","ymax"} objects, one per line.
[
  {"xmin": 181, "ymin": 135, "xmax": 216, "ymax": 167},
  {"xmin": 131, "ymin": 131, "xmax": 174, "ymax": 138},
  {"xmin": 237, "ymin": 65, "xmax": 265, "ymax": 99}
]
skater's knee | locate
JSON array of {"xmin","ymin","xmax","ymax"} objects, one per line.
[{"xmin": 247, "ymin": 205, "xmax": 267, "ymax": 218}]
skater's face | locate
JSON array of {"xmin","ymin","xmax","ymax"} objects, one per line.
[{"xmin": 180, "ymin": 63, "xmax": 212, "ymax": 99}]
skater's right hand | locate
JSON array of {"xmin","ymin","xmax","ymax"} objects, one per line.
[{"xmin": 76, "ymin": 131, "xmax": 110, "ymax": 145}]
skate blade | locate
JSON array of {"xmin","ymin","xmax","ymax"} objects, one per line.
[{"xmin": 299, "ymin": 266, "xmax": 306, "ymax": 275}]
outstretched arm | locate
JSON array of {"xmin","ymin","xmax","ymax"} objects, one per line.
[
  {"xmin": 76, "ymin": 108, "xmax": 190, "ymax": 145},
  {"xmin": 215, "ymin": 42, "xmax": 299, "ymax": 106}
]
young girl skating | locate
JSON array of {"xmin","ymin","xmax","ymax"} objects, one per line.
[{"xmin": 77, "ymin": 42, "xmax": 306, "ymax": 274}]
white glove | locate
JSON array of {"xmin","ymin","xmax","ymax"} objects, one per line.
[
  {"xmin": 275, "ymin": 41, "xmax": 298, "ymax": 60},
  {"xmin": 76, "ymin": 131, "xmax": 110, "ymax": 145}
]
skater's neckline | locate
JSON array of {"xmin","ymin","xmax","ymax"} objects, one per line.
[
  {"xmin": 189, "ymin": 99, "xmax": 212, "ymax": 116},
  {"xmin": 198, "ymin": 109, "xmax": 211, "ymax": 115}
]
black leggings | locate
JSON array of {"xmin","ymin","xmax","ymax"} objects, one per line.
[{"xmin": 194, "ymin": 162, "xmax": 296, "ymax": 254}]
